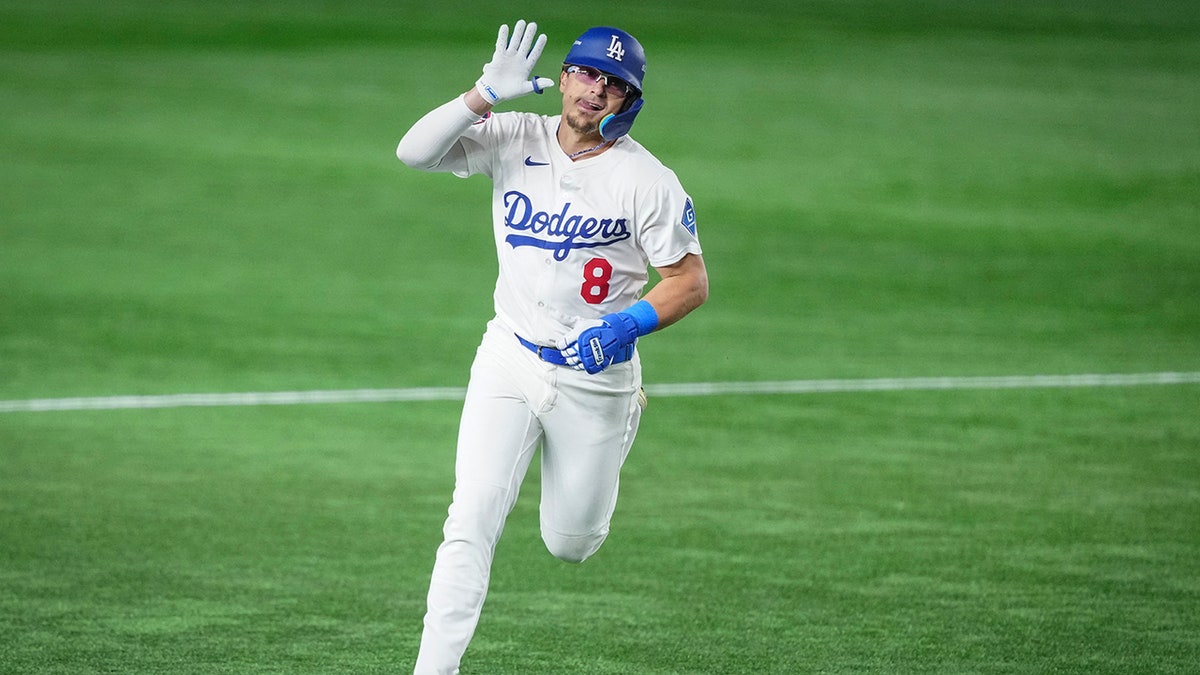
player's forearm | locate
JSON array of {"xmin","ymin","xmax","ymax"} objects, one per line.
[
  {"xmin": 641, "ymin": 253, "xmax": 709, "ymax": 331},
  {"xmin": 462, "ymin": 87, "xmax": 494, "ymax": 116},
  {"xmin": 561, "ymin": 255, "xmax": 706, "ymax": 374},
  {"xmin": 395, "ymin": 93, "xmax": 486, "ymax": 170}
]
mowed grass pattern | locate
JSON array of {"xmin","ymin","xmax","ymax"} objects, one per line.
[{"xmin": 2, "ymin": 1, "xmax": 1199, "ymax": 673}]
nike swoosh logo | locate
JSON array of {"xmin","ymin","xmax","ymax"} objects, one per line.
[{"xmin": 524, "ymin": 156, "xmax": 550, "ymax": 166}]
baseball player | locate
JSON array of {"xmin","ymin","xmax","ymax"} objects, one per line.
[{"xmin": 396, "ymin": 20, "xmax": 708, "ymax": 674}]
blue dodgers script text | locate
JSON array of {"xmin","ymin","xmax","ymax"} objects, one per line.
[{"xmin": 502, "ymin": 190, "xmax": 631, "ymax": 261}]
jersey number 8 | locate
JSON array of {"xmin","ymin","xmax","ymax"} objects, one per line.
[{"xmin": 581, "ymin": 258, "xmax": 613, "ymax": 304}]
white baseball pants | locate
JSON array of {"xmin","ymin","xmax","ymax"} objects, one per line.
[{"xmin": 413, "ymin": 318, "xmax": 643, "ymax": 675}]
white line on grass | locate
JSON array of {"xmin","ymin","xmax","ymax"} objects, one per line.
[{"xmin": 1, "ymin": 372, "xmax": 1198, "ymax": 413}]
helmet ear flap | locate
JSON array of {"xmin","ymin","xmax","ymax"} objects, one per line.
[{"xmin": 598, "ymin": 97, "xmax": 644, "ymax": 141}]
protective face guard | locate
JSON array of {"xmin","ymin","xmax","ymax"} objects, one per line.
[{"xmin": 598, "ymin": 97, "xmax": 644, "ymax": 141}]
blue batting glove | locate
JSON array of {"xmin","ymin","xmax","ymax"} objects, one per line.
[
  {"xmin": 559, "ymin": 300, "xmax": 659, "ymax": 375},
  {"xmin": 575, "ymin": 313, "xmax": 640, "ymax": 374}
]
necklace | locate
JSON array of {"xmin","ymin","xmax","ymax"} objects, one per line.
[{"xmin": 567, "ymin": 139, "xmax": 614, "ymax": 160}]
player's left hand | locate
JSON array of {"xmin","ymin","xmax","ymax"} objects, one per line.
[
  {"xmin": 475, "ymin": 20, "xmax": 556, "ymax": 105},
  {"xmin": 555, "ymin": 313, "xmax": 641, "ymax": 375},
  {"xmin": 555, "ymin": 319, "xmax": 602, "ymax": 371}
]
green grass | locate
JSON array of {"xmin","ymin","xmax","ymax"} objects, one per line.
[
  {"xmin": 4, "ymin": 390, "xmax": 1198, "ymax": 673},
  {"xmin": 3, "ymin": 0, "xmax": 1199, "ymax": 672}
]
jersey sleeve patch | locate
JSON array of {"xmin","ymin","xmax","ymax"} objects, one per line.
[{"xmin": 681, "ymin": 197, "xmax": 697, "ymax": 236}]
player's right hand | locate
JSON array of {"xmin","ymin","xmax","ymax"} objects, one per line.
[{"xmin": 475, "ymin": 20, "xmax": 556, "ymax": 105}]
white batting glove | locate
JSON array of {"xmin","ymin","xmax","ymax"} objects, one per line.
[{"xmin": 475, "ymin": 20, "xmax": 556, "ymax": 105}]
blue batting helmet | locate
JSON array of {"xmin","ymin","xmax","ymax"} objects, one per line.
[
  {"xmin": 564, "ymin": 26, "xmax": 645, "ymax": 93},
  {"xmin": 564, "ymin": 26, "xmax": 646, "ymax": 140}
]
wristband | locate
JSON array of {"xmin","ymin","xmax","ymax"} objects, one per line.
[{"xmin": 621, "ymin": 299, "xmax": 659, "ymax": 337}]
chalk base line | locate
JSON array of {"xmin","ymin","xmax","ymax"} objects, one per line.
[{"xmin": 2, "ymin": 372, "xmax": 1198, "ymax": 413}]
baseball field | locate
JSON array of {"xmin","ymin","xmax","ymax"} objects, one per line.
[{"xmin": 2, "ymin": 0, "xmax": 1198, "ymax": 672}]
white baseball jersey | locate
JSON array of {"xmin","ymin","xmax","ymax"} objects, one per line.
[{"xmin": 439, "ymin": 111, "xmax": 702, "ymax": 344}]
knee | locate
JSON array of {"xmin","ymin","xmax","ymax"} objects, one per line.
[
  {"xmin": 438, "ymin": 483, "xmax": 512, "ymax": 556},
  {"xmin": 541, "ymin": 527, "xmax": 608, "ymax": 564}
]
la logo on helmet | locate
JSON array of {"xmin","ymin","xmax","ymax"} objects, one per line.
[{"xmin": 606, "ymin": 35, "xmax": 625, "ymax": 61}]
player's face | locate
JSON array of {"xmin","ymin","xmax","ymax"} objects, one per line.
[{"xmin": 559, "ymin": 67, "xmax": 627, "ymax": 136}]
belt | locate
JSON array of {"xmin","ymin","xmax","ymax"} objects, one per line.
[{"xmin": 515, "ymin": 333, "xmax": 635, "ymax": 368}]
